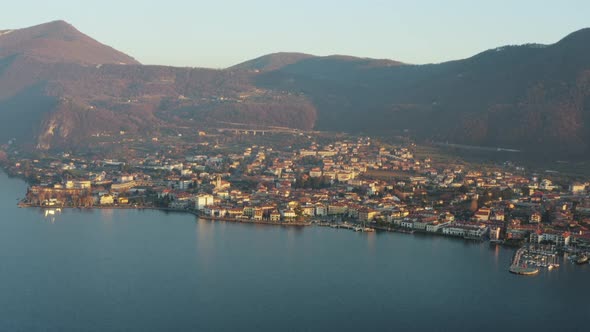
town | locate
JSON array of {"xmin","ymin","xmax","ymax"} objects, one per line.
[{"xmin": 2, "ymin": 129, "xmax": 590, "ymax": 273}]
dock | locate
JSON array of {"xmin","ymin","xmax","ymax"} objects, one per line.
[
  {"xmin": 317, "ymin": 222, "xmax": 375, "ymax": 232},
  {"xmin": 509, "ymin": 247, "xmax": 540, "ymax": 276}
]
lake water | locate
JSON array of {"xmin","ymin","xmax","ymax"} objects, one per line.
[{"xmin": 0, "ymin": 171, "xmax": 588, "ymax": 331}]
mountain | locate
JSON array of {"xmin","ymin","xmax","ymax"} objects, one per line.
[
  {"xmin": 230, "ymin": 52, "xmax": 315, "ymax": 72},
  {"xmin": 0, "ymin": 20, "xmax": 139, "ymax": 65},
  {"xmin": 231, "ymin": 52, "xmax": 403, "ymax": 72},
  {"xmin": 255, "ymin": 30, "xmax": 590, "ymax": 157},
  {"xmin": 1, "ymin": 21, "xmax": 590, "ymax": 159},
  {"xmin": 0, "ymin": 22, "xmax": 316, "ymax": 149}
]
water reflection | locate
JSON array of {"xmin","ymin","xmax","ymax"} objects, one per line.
[
  {"xmin": 99, "ymin": 208, "xmax": 114, "ymax": 222},
  {"xmin": 42, "ymin": 208, "xmax": 62, "ymax": 224},
  {"xmin": 285, "ymin": 227, "xmax": 305, "ymax": 252},
  {"xmin": 365, "ymin": 231, "xmax": 376, "ymax": 253},
  {"xmin": 195, "ymin": 219, "xmax": 215, "ymax": 269},
  {"xmin": 492, "ymin": 243, "xmax": 500, "ymax": 268}
]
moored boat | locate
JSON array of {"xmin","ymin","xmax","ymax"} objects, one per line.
[{"xmin": 575, "ymin": 255, "xmax": 589, "ymax": 265}]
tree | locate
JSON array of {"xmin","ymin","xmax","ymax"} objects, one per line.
[
  {"xmin": 458, "ymin": 185, "xmax": 469, "ymax": 194},
  {"xmin": 294, "ymin": 204, "xmax": 304, "ymax": 222}
]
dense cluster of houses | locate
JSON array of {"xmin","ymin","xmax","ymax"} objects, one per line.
[{"xmin": 7, "ymin": 134, "xmax": 590, "ymax": 247}]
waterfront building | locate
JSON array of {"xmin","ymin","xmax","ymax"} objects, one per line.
[
  {"xmin": 426, "ymin": 221, "xmax": 451, "ymax": 233},
  {"xmin": 99, "ymin": 194, "xmax": 114, "ymax": 205},
  {"xmin": 530, "ymin": 230, "xmax": 571, "ymax": 246},
  {"xmin": 328, "ymin": 203, "xmax": 348, "ymax": 215},
  {"xmin": 196, "ymin": 194, "xmax": 214, "ymax": 210},
  {"xmin": 490, "ymin": 227, "xmax": 502, "ymax": 241},
  {"xmin": 358, "ymin": 209, "xmax": 377, "ymax": 223},
  {"xmin": 315, "ymin": 204, "xmax": 327, "ymax": 216},
  {"xmin": 400, "ymin": 219, "xmax": 414, "ymax": 229},
  {"xmin": 270, "ymin": 211, "xmax": 281, "ymax": 222},
  {"xmin": 442, "ymin": 223, "xmax": 489, "ymax": 238}
]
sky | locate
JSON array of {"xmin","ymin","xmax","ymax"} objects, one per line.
[{"xmin": 2, "ymin": 0, "xmax": 589, "ymax": 68}]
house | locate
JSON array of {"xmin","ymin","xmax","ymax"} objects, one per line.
[
  {"xmin": 491, "ymin": 210, "xmax": 505, "ymax": 222},
  {"xmin": 442, "ymin": 223, "xmax": 488, "ymax": 239},
  {"xmin": 65, "ymin": 180, "xmax": 92, "ymax": 190},
  {"xmin": 358, "ymin": 209, "xmax": 377, "ymax": 223},
  {"xmin": 204, "ymin": 206, "xmax": 227, "ymax": 218},
  {"xmin": 195, "ymin": 194, "xmax": 214, "ymax": 210},
  {"xmin": 301, "ymin": 205, "xmax": 315, "ymax": 217},
  {"xmin": 243, "ymin": 206, "xmax": 254, "ymax": 217},
  {"xmin": 253, "ymin": 208, "xmax": 264, "ymax": 221},
  {"xmin": 282, "ymin": 210, "xmax": 297, "ymax": 221},
  {"xmin": 570, "ymin": 183, "xmax": 587, "ymax": 194},
  {"xmin": 530, "ymin": 230, "xmax": 571, "ymax": 246},
  {"xmin": 412, "ymin": 219, "xmax": 429, "ymax": 231},
  {"xmin": 99, "ymin": 194, "xmax": 114, "ymax": 205},
  {"xmin": 530, "ymin": 212, "xmax": 542, "ymax": 223},
  {"xmin": 309, "ymin": 168, "xmax": 323, "ymax": 178},
  {"xmin": 474, "ymin": 208, "xmax": 491, "ymax": 222},
  {"xmin": 426, "ymin": 221, "xmax": 451, "ymax": 233},
  {"xmin": 400, "ymin": 219, "xmax": 414, "ymax": 229},
  {"xmin": 228, "ymin": 208, "xmax": 244, "ymax": 219},
  {"xmin": 490, "ymin": 227, "xmax": 502, "ymax": 241},
  {"xmin": 315, "ymin": 204, "xmax": 327, "ymax": 216},
  {"xmin": 111, "ymin": 181, "xmax": 137, "ymax": 192},
  {"xmin": 539, "ymin": 179, "xmax": 557, "ymax": 191},
  {"xmin": 328, "ymin": 203, "xmax": 348, "ymax": 215},
  {"xmin": 442, "ymin": 225, "xmax": 466, "ymax": 237},
  {"xmin": 170, "ymin": 200, "xmax": 190, "ymax": 209},
  {"xmin": 270, "ymin": 211, "xmax": 281, "ymax": 222}
]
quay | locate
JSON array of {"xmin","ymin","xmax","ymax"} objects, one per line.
[
  {"xmin": 372, "ymin": 225, "xmax": 414, "ymax": 234},
  {"xmin": 317, "ymin": 222, "xmax": 375, "ymax": 232},
  {"xmin": 22, "ymin": 202, "xmax": 312, "ymax": 227},
  {"xmin": 198, "ymin": 215, "xmax": 311, "ymax": 227},
  {"xmin": 509, "ymin": 246, "xmax": 540, "ymax": 276}
]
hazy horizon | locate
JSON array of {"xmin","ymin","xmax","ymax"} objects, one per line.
[{"xmin": 2, "ymin": 0, "xmax": 590, "ymax": 68}]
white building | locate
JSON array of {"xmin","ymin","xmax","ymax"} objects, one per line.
[
  {"xmin": 530, "ymin": 231, "xmax": 571, "ymax": 246},
  {"xmin": 195, "ymin": 194, "xmax": 214, "ymax": 210},
  {"xmin": 570, "ymin": 183, "xmax": 587, "ymax": 194},
  {"xmin": 426, "ymin": 221, "xmax": 451, "ymax": 233},
  {"xmin": 315, "ymin": 204, "xmax": 327, "ymax": 216},
  {"xmin": 442, "ymin": 223, "xmax": 488, "ymax": 238},
  {"xmin": 400, "ymin": 219, "xmax": 414, "ymax": 229}
]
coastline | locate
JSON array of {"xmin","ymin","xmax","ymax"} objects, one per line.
[
  {"xmin": 19, "ymin": 202, "xmax": 312, "ymax": 227},
  {"xmin": 5, "ymin": 166, "xmax": 311, "ymax": 228}
]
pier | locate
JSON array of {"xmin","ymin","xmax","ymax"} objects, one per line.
[
  {"xmin": 508, "ymin": 244, "xmax": 560, "ymax": 276},
  {"xmin": 509, "ymin": 246, "xmax": 540, "ymax": 276}
]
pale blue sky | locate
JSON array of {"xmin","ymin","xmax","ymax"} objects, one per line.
[{"xmin": 2, "ymin": 0, "xmax": 589, "ymax": 68}]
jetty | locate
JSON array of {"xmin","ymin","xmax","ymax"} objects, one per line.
[{"xmin": 509, "ymin": 247, "xmax": 540, "ymax": 276}]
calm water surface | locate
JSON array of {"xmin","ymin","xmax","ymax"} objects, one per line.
[{"xmin": 0, "ymin": 171, "xmax": 588, "ymax": 331}]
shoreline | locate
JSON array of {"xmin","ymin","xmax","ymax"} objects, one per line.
[{"xmin": 19, "ymin": 202, "xmax": 312, "ymax": 227}]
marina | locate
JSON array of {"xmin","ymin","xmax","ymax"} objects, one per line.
[{"xmin": 508, "ymin": 244, "xmax": 578, "ymax": 275}]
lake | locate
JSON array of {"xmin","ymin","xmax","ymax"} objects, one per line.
[{"xmin": 0, "ymin": 171, "xmax": 588, "ymax": 331}]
